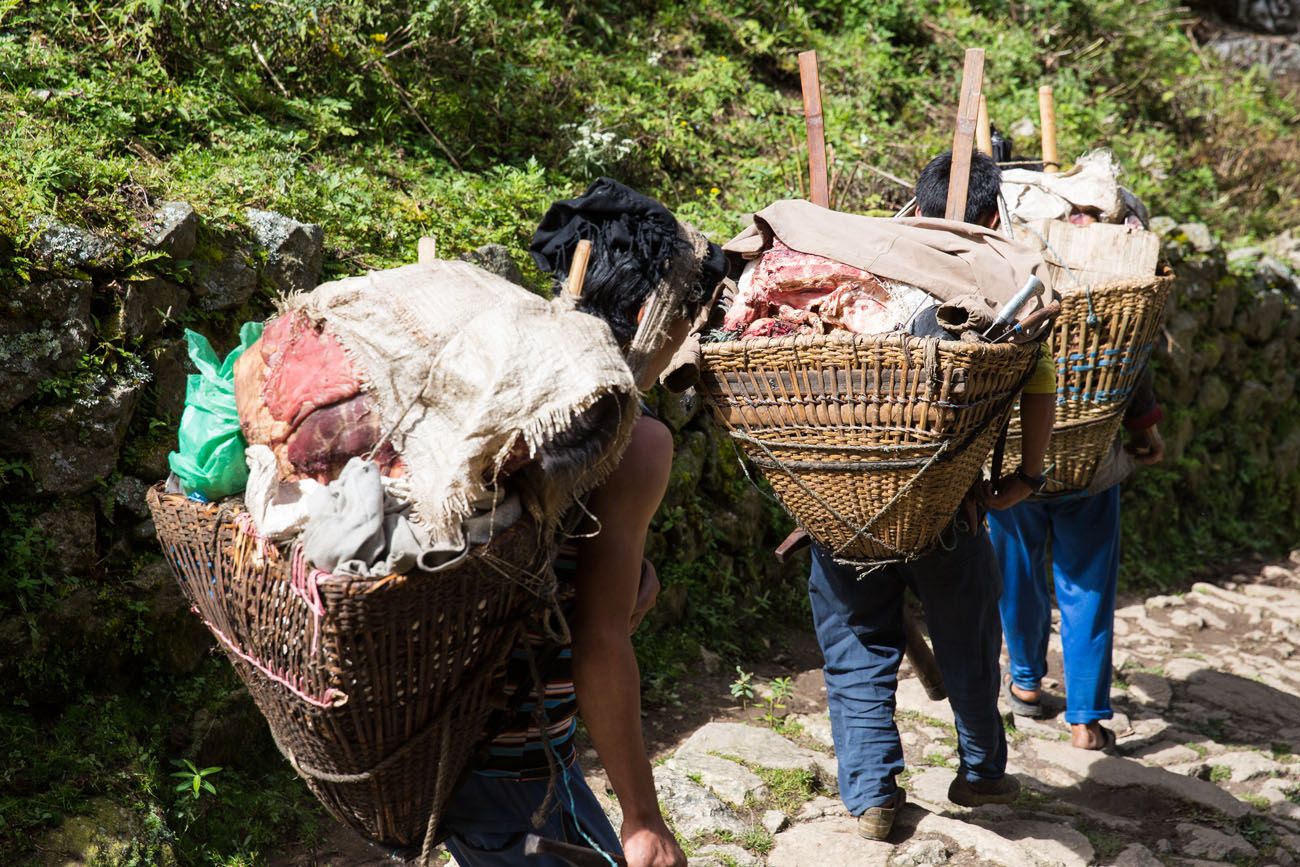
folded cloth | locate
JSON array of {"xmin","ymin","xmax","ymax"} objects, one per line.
[
  {"xmin": 301, "ymin": 456, "xmax": 387, "ymax": 575},
  {"xmin": 244, "ymin": 444, "xmax": 324, "ymax": 541},
  {"xmin": 291, "ymin": 260, "xmax": 639, "ymax": 552},
  {"xmin": 724, "ymin": 200, "xmax": 1052, "ymax": 327},
  {"xmin": 1001, "ymin": 149, "xmax": 1126, "ymax": 224}
]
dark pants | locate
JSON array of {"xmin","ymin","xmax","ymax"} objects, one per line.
[
  {"xmin": 808, "ymin": 522, "xmax": 1008, "ymax": 813},
  {"xmin": 440, "ymin": 764, "xmax": 623, "ymax": 866},
  {"xmin": 989, "ymin": 485, "xmax": 1121, "ymax": 725}
]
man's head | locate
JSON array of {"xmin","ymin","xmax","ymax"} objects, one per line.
[{"xmin": 914, "ymin": 150, "xmax": 1002, "ymax": 227}]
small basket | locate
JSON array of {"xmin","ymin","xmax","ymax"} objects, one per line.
[
  {"xmin": 147, "ymin": 486, "xmax": 553, "ymax": 857},
  {"xmin": 699, "ymin": 332, "xmax": 1040, "ymax": 561},
  {"xmin": 1001, "ymin": 276, "xmax": 1173, "ymax": 493}
]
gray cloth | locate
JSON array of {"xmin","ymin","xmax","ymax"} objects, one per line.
[{"xmin": 301, "ymin": 457, "xmax": 386, "ymax": 575}]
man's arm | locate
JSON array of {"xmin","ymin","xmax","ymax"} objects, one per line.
[
  {"xmin": 987, "ymin": 343, "xmax": 1055, "ymax": 510},
  {"xmin": 571, "ymin": 416, "xmax": 684, "ymax": 867}
]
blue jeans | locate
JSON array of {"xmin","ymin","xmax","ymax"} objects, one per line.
[
  {"xmin": 988, "ymin": 485, "xmax": 1121, "ymax": 725},
  {"xmin": 440, "ymin": 765, "xmax": 623, "ymax": 866},
  {"xmin": 808, "ymin": 522, "xmax": 1007, "ymax": 814}
]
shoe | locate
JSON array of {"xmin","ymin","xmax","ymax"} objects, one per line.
[
  {"xmin": 1002, "ymin": 674, "xmax": 1044, "ymax": 718},
  {"xmin": 947, "ymin": 773, "xmax": 1020, "ymax": 807},
  {"xmin": 857, "ymin": 789, "xmax": 906, "ymax": 841}
]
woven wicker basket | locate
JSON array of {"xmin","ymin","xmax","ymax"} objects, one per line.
[
  {"xmin": 699, "ymin": 332, "xmax": 1040, "ymax": 561},
  {"xmin": 147, "ymin": 486, "xmax": 552, "ymax": 858},
  {"xmin": 1001, "ymin": 276, "xmax": 1173, "ymax": 493}
]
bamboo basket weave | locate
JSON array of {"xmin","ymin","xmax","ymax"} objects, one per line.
[
  {"xmin": 699, "ymin": 332, "xmax": 1040, "ymax": 561},
  {"xmin": 147, "ymin": 486, "xmax": 553, "ymax": 859},
  {"xmin": 1002, "ymin": 276, "xmax": 1172, "ymax": 493}
]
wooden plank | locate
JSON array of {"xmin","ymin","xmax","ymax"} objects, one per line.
[
  {"xmin": 798, "ymin": 50, "xmax": 830, "ymax": 208},
  {"xmin": 1039, "ymin": 85, "xmax": 1059, "ymax": 173},
  {"xmin": 945, "ymin": 48, "xmax": 986, "ymax": 222}
]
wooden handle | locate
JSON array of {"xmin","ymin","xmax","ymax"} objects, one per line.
[
  {"xmin": 417, "ymin": 236, "xmax": 436, "ymax": 264},
  {"xmin": 976, "ymin": 93, "xmax": 992, "ymax": 157},
  {"xmin": 1039, "ymin": 85, "xmax": 1058, "ymax": 174},
  {"xmin": 945, "ymin": 48, "xmax": 985, "ymax": 222},
  {"xmin": 774, "ymin": 527, "xmax": 812, "ymax": 564},
  {"xmin": 798, "ymin": 50, "xmax": 830, "ymax": 208},
  {"xmin": 566, "ymin": 239, "xmax": 592, "ymax": 298}
]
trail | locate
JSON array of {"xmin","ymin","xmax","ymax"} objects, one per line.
[{"xmin": 281, "ymin": 552, "xmax": 1300, "ymax": 866}]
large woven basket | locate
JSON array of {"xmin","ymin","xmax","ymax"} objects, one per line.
[
  {"xmin": 147, "ymin": 486, "xmax": 552, "ymax": 858},
  {"xmin": 699, "ymin": 332, "xmax": 1040, "ymax": 561},
  {"xmin": 1002, "ymin": 276, "xmax": 1172, "ymax": 493}
]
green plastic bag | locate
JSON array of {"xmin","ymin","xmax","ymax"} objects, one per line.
[{"xmin": 168, "ymin": 321, "xmax": 264, "ymax": 499}]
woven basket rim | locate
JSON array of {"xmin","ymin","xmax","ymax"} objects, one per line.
[
  {"xmin": 1053, "ymin": 273, "xmax": 1174, "ymax": 298},
  {"xmin": 700, "ymin": 327, "xmax": 1039, "ymax": 357}
]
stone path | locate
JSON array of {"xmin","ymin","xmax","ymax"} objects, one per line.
[
  {"xmin": 583, "ymin": 554, "xmax": 1300, "ymax": 867},
  {"xmin": 294, "ymin": 555, "xmax": 1300, "ymax": 866}
]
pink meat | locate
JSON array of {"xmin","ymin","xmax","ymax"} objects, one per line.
[
  {"xmin": 260, "ymin": 312, "xmax": 362, "ymax": 428},
  {"xmin": 285, "ymin": 393, "xmax": 399, "ymax": 482}
]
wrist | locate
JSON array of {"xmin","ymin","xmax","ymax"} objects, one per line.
[
  {"xmin": 1014, "ymin": 465, "xmax": 1047, "ymax": 493},
  {"xmin": 621, "ymin": 810, "xmax": 670, "ymax": 834}
]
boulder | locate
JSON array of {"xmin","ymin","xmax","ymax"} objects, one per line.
[
  {"xmin": 1175, "ymin": 822, "xmax": 1258, "ymax": 860},
  {"xmin": 146, "ymin": 201, "xmax": 198, "ymax": 261},
  {"xmin": 0, "ymin": 278, "xmax": 94, "ymax": 411},
  {"xmin": 768, "ymin": 816, "xmax": 894, "ymax": 867},
  {"xmin": 675, "ymin": 721, "xmax": 838, "ymax": 787},
  {"xmin": 32, "ymin": 497, "xmax": 98, "ymax": 574},
  {"xmin": 663, "ymin": 752, "xmax": 767, "ymax": 806},
  {"xmin": 131, "ymin": 559, "xmax": 213, "ymax": 676},
  {"xmin": 115, "ymin": 276, "xmax": 188, "ymax": 340},
  {"xmin": 192, "ymin": 234, "xmax": 258, "ymax": 312},
  {"xmin": 459, "ymin": 243, "xmax": 525, "ymax": 285},
  {"xmin": 246, "ymin": 208, "xmax": 324, "ymax": 295},
  {"xmin": 33, "ymin": 796, "xmax": 174, "ymax": 867},
  {"xmin": 652, "ymin": 765, "xmax": 745, "ymax": 839},
  {"xmin": 31, "ymin": 217, "xmax": 120, "ymax": 269}
]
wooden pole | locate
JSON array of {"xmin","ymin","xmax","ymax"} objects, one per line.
[
  {"xmin": 1039, "ymin": 85, "xmax": 1059, "ymax": 174},
  {"xmin": 566, "ymin": 239, "xmax": 592, "ymax": 298},
  {"xmin": 944, "ymin": 48, "xmax": 985, "ymax": 222},
  {"xmin": 417, "ymin": 236, "xmax": 437, "ymax": 263},
  {"xmin": 976, "ymin": 93, "xmax": 992, "ymax": 157},
  {"xmin": 798, "ymin": 50, "xmax": 830, "ymax": 208}
]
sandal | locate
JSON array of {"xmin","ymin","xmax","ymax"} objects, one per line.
[{"xmin": 1002, "ymin": 675, "xmax": 1045, "ymax": 718}]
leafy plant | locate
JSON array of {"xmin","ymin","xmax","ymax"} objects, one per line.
[
  {"xmin": 729, "ymin": 667, "xmax": 755, "ymax": 709},
  {"xmin": 761, "ymin": 676, "xmax": 794, "ymax": 729},
  {"xmin": 170, "ymin": 758, "xmax": 221, "ymax": 801}
]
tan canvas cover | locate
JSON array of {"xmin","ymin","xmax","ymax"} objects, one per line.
[
  {"xmin": 289, "ymin": 260, "xmax": 638, "ymax": 549},
  {"xmin": 724, "ymin": 199, "xmax": 1054, "ymax": 324}
]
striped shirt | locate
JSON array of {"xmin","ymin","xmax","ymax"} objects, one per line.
[{"xmin": 473, "ymin": 538, "xmax": 580, "ymax": 780}]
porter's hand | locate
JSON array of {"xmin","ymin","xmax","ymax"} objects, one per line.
[
  {"xmin": 984, "ymin": 476, "xmax": 1032, "ymax": 511},
  {"xmin": 622, "ymin": 818, "xmax": 687, "ymax": 867},
  {"xmin": 630, "ymin": 559, "xmax": 660, "ymax": 634},
  {"xmin": 1128, "ymin": 424, "xmax": 1165, "ymax": 466}
]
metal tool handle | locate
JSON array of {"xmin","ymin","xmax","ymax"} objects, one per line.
[
  {"xmin": 984, "ymin": 274, "xmax": 1044, "ymax": 339},
  {"xmin": 524, "ymin": 834, "xmax": 627, "ymax": 866}
]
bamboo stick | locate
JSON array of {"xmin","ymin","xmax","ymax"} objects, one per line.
[
  {"xmin": 976, "ymin": 94, "xmax": 992, "ymax": 157},
  {"xmin": 1039, "ymin": 85, "xmax": 1059, "ymax": 174},
  {"xmin": 566, "ymin": 238, "xmax": 593, "ymax": 298},
  {"xmin": 417, "ymin": 236, "xmax": 437, "ymax": 263},
  {"xmin": 798, "ymin": 50, "xmax": 830, "ymax": 208},
  {"xmin": 945, "ymin": 48, "xmax": 986, "ymax": 222}
]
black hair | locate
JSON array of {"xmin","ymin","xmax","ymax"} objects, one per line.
[
  {"xmin": 530, "ymin": 178, "xmax": 725, "ymax": 345},
  {"xmin": 914, "ymin": 150, "xmax": 1002, "ymax": 226}
]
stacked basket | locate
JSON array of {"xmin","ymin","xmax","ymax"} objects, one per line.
[
  {"xmin": 147, "ymin": 486, "xmax": 553, "ymax": 859},
  {"xmin": 699, "ymin": 331, "xmax": 1040, "ymax": 562}
]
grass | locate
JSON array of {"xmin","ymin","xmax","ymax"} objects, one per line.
[
  {"xmin": 753, "ymin": 767, "xmax": 819, "ymax": 815},
  {"xmin": 1209, "ymin": 764, "xmax": 1233, "ymax": 784}
]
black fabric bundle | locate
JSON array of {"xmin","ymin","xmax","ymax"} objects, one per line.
[{"xmin": 530, "ymin": 178, "xmax": 726, "ymax": 345}]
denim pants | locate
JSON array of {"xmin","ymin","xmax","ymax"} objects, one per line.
[
  {"xmin": 988, "ymin": 484, "xmax": 1121, "ymax": 725},
  {"xmin": 440, "ymin": 764, "xmax": 623, "ymax": 866},
  {"xmin": 808, "ymin": 522, "xmax": 1008, "ymax": 814}
]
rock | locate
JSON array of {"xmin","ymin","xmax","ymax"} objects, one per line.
[
  {"xmin": 1180, "ymin": 222, "xmax": 1217, "ymax": 253},
  {"xmin": 1130, "ymin": 741, "xmax": 1202, "ymax": 766},
  {"xmin": 890, "ymin": 837, "xmax": 951, "ymax": 865},
  {"xmin": 665, "ymin": 752, "xmax": 766, "ymax": 806},
  {"xmin": 675, "ymin": 721, "xmax": 837, "ymax": 787},
  {"xmin": 791, "ymin": 711, "xmax": 836, "ymax": 749},
  {"xmin": 103, "ymin": 475, "xmax": 152, "ymax": 522},
  {"xmin": 115, "ymin": 276, "xmax": 188, "ymax": 339},
  {"xmin": 1197, "ymin": 375, "xmax": 1231, "ymax": 414},
  {"xmin": 768, "ymin": 816, "xmax": 894, "ymax": 867},
  {"xmin": 896, "ymin": 675, "xmax": 955, "ymax": 726},
  {"xmin": 147, "ymin": 201, "xmax": 198, "ymax": 260},
  {"xmin": 969, "ymin": 818, "xmax": 1094, "ymax": 867},
  {"xmin": 1028, "ymin": 739, "xmax": 1250, "ymax": 817},
  {"xmin": 188, "ymin": 689, "xmax": 274, "ymax": 768},
  {"xmin": 1106, "ymin": 843, "xmax": 1162, "ymax": 867},
  {"xmin": 32, "ymin": 796, "xmax": 174, "ymax": 867},
  {"xmin": 1205, "ymin": 0, "xmax": 1299, "ymax": 34},
  {"xmin": 246, "ymin": 208, "xmax": 324, "ymax": 295},
  {"xmin": 459, "ymin": 243, "xmax": 525, "ymax": 285},
  {"xmin": 5, "ymin": 372, "xmax": 146, "ymax": 494},
  {"xmin": 192, "ymin": 234, "xmax": 258, "ymax": 312},
  {"xmin": 31, "ymin": 217, "xmax": 120, "ymax": 269},
  {"xmin": 1127, "ymin": 672, "xmax": 1173, "ymax": 710},
  {"xmin": 896, "ymin": 810, "xmax": 1038, "ymax": 867},
  {"xmin": 1175, "ymin": 822, "xmax": 1258, "ymax": 860},
  {"xmin": 145, "ymin": 338, "xmax": 189, "ymax": 421},
  {"xmin": 652, "ymin": 765, "xmax": 745, "ymax": 839},
  {"xmin": 699, "ymin": 645, "xmax": 721, "ymax": 675},
  {"xmin": 0, "ymin": 278, "xmax": 94, "ymax": 411},
  {"xmin": 905, "ymin": 767, "xmax": 956, "ymax": 812},
  {"xmin": 1170, "ymin": 608, "xmax": 1206, "ymax": 630},
  {"xmin": 1214, "ymin": 750, "xmax": 1282, "ymax": 782},
  {"xmin": 131, "ymin": 560, "xmax": 213, "ymax": 675},
  {"xmin": 761, "ymin": 809, "xmax": 788, "ymax": 835},
  {"xmin": 693, "ymin": 843, "xmax": 762, "ymax": 867},
  {"xmin": 32, "ymin": 498, "xmax": 98, "ymax": 574}
]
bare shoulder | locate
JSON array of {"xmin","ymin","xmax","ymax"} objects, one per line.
[{"xmin": 589, "ymin": 415, "xmax": 674, "ymax": 519}]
